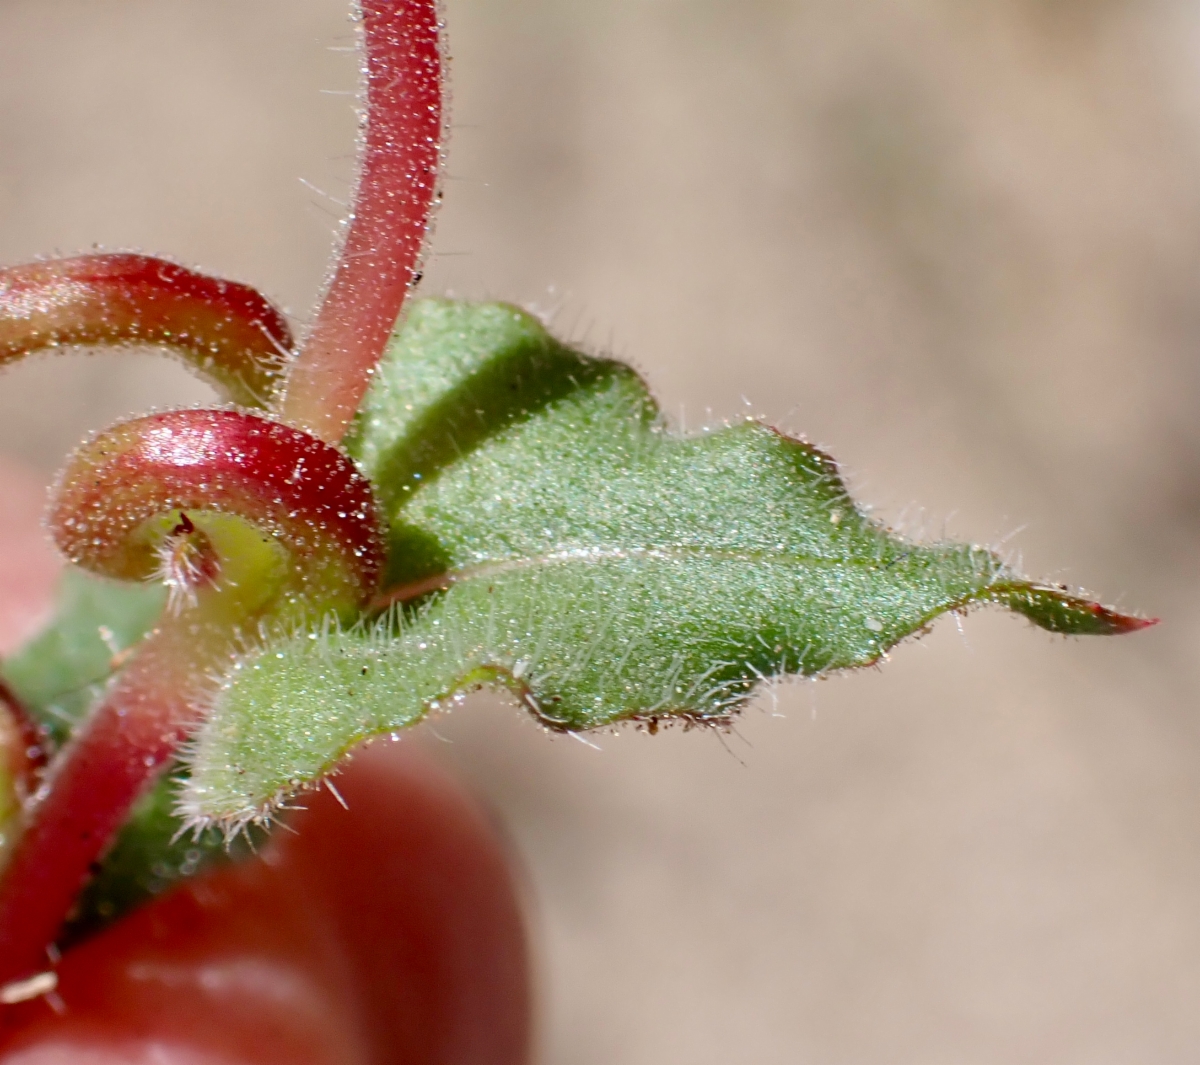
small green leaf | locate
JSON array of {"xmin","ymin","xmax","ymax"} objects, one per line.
[
  {"xmin": 3, "ymin": 568, "xmax": 164, "ymax": 746},
  {"xmin": 182, "ymin": 300, "xmax": 1150, "ymax": 827}
]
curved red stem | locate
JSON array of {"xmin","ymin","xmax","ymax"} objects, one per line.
[
  {"xmin": 0, "ymin": 254, "xmax": 292, "ymax": 407},
  {"xmin": 279, "ymin": 0, "xmax": 443, "ymax": 443},
  {"xmin": 0, "ymin": 410, "xmax": 384, "ymax": 985},
  {"xmin": 50, "ymin": 409, "xmax": 383, "ymax": 594},
  {"xmin": 0, "ymin": 0, "xmax": 442, "ymax": 983}
]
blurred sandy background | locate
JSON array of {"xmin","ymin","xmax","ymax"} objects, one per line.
[{"xmin": 1, "ymin": 0, "xmax": 1198, "ymax": 1060}]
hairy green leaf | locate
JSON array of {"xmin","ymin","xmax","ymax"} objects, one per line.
[{"xmin": 181, "ymin": 300, "xmax": 1148, "ymax": 827}]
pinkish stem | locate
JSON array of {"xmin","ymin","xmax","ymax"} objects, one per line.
[
  {"xmin": 279, "ymin": 0, "xmax": 443, "ymax": 444},
  {"xmin": 0, "ymin": 621, "xmax": 223, "ymax": 983}
]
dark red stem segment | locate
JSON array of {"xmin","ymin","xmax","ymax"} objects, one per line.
[
  {"xmin": 0, "ymin": 254, "xmax": 293, "ymax": 407},
  {"xmin": 279, "ymin": 0, "xmax": 442, "ymax": 443},
  {"xmin": 0, "ymin": 410, "xmax": 385, "ymax": 985}
]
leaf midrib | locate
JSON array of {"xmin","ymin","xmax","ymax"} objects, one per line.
[{"xmin": 375, "ymin": 540, "xmax": 996, "ymax": 607}]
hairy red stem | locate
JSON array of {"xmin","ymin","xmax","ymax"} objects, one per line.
[
  {"xmin": 279, "ymin": 0, "xmax": 443, "ymax": 443},
  {"xmin": 0, "ymin": 0, "xmax": 440, "ymax": 982},
  {"xmin": 0, "ymin": 254, "xmax": 292, "ymax": 407},
  {"xmin": 0, "ymin": 410, "xmax": 384, "ymax": 984},
  {"xmin": 50, "ymin": 409, "xmax": 383, "ymax": 597},
  {"xmin": 0, "ymin": 627, "xmax": 223, "ymax": 985}
]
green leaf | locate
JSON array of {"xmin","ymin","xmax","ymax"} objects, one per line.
[
  {"xmin": 180, "ymin": 299, "xmax": 1151, "ymax": 827},
  {"xmin": 3, "ymin": 568, "xmax": 164, "ymax": 747}
]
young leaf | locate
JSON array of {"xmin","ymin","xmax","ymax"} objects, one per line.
[
  {"xmin": 2, "ymin": 569, "xmax": 163, "ymax": 747},
  {"xmin": 180, "ymin": 300, "xmax": 1150, "ymax": 828}
]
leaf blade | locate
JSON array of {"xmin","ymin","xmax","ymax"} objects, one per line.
[{"xmin": 183, "ymin": 300, "xmax": 1150, "ymax": 825}]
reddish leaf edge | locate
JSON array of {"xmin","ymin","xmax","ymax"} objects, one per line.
[{"xmin": 991, "ymin": 583, "xmax": 1159, "ymax": 636}]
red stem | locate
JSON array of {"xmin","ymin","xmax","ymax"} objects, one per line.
[
  {"xmin": 0, "ymin": 623, "xmax": 219, "ymax": 983},
  {"xmin": 0, "ymin": 410, "xmax": 384, "ymax": 985},
  {"xmin": 0, "ymin": 254, "xmax": 292, "ymax": 407},
  {"xmin": 279, "ymin": 0, "xmax": 443, "ymax": 443},
  {"xmin": 0, "ymin": 0, "xmax": 441, "ymax": 981},
  {"xmin": 49, "ymin": 409, "xmax": 384, "ymax": 594}
]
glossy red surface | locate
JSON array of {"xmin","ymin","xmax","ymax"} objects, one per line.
[
  {"xmin": 0, "ymin": 409, "xmax": 386, "ymax": 984},
  {"xmin": 51, "ymin": 408, "xmax": 384, "ymax": 594}
]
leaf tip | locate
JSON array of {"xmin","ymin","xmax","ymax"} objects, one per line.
[{"xmin": 997, "ymin": 583, "xmax": 1158, "ymax": 636}]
